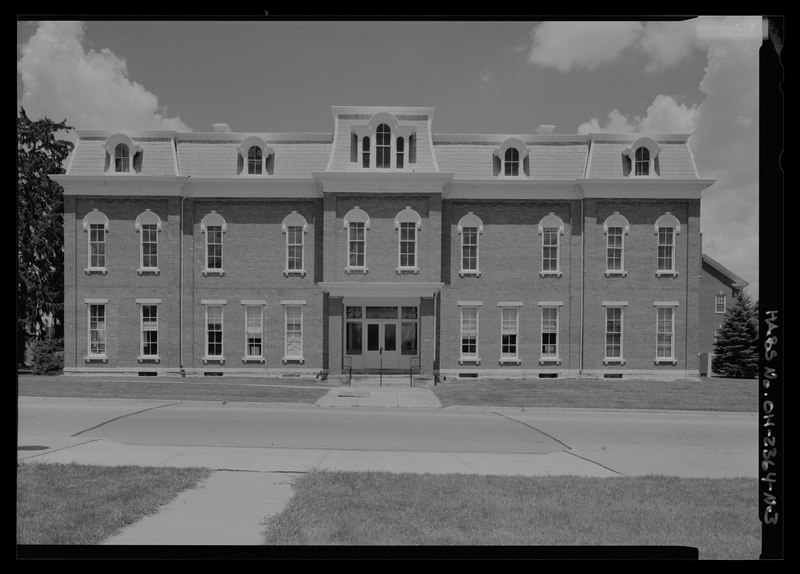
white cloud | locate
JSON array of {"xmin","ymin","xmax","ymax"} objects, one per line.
[
  {"xmin": 577, "ymin": 95, "xmax": 698, "ymax": 135},
  {"xmin": 17, "ymin": 21, "xmax": 191, "ymax": 132},
  {"xmin": 528, "ymin": 21, "xmax": 643, "ymax": 72}
]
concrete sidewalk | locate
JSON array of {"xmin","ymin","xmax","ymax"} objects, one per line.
[{"xmin": 315, "ymin": 386, "xmax": 442, "ymax": 408}]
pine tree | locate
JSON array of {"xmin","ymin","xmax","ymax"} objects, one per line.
[{"xmin": 712, "ymin": 291, "xmax": 759, "ymax": 378}]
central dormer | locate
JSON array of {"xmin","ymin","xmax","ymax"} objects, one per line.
[{"xmin": 327, "ymin": 106, "xmax": 439, "ymax": 173}]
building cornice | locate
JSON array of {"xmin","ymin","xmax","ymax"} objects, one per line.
[
  {"xmin": 51, "ymin": 175, "xmax": 189, "ymax": 196},
  {"xmin": 185, "ymin": 178, "xmax": 321, "ymax": 198},
  {"xmin": 332, "ymin": 106, "xmax": 435, "ymax": 118},
  {"xmin": 178, "ymin": 132, "xmax": 332, "ymax": 143},
  {"xmin": 448, "ymin": 180, "xmax": 582, "ymax": 200},
  {"xmin": 580, "ymin": 178, "xmax": 715, "ymax": 199},
  {"xmin": 311, "ymin": 171, "xmax": 454, "ymax": 194}
]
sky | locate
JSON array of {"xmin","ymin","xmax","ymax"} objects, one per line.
[{"xmin": 16, "ymin": 16, "xmax": 764, "ymax": 299}]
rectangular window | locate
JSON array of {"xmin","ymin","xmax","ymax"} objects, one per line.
[
  {"xmin": 141, "ymin": 224, "xmax": 158, "ymax": 269},
  {"xmin": 206, "ymin": 225, "xmax": 223, "ymax": 270},
  {"xmin": 88, "ymin": 304, "xmax": 106, "ymax": 356},
  {"xmin": 657, "ymin": 227, "xmax": 674, "ymax": 271},
  {"xmin": 657, "ymin": 307, "xmax": 674, "ymax": 360},
  {"xmin": 401, "ymin": 307, "xmax": 418, "ymax": 320},
  {"xmin": 245, "ymin": 305, "xmax": 263, "ymax": 358},
  {"xmin": 206, "ymin": 305, "xmax": 223, "ymax": 358},
  {"xmin": 366, "ymin": 306, "xmax": 398, "ymax": 319},
  {"xmin": 285, "ymin": 307, "xmax": 303, "ymax": 359},
  {"xmin": 461, "ymin": 307, "xmax": 479, "ymax": 359},
  {"xmin": 461, "ymin": 227, "xmax": 478, "ymax": 271},
  {"xmin": 89, "ymin": 224, "xmax": 106, "ymax": 269},
  {"xmin": 349, "ymin": 222, "xmax": 365, "ymax": 268},
  {"xmin": 541, "ymin": 307, "xmax": 558, "ymax": 359},
  {"xmin": 606, "ymin": 227, "xmax": 623, "ymax": 272},
  {"xmin": 362, "ymin": 137, "xmax": 370, "ymax": 169},
  {"xmin": 501, "ymin": 307, "xmax": 518, "ymax": 360},
  {"xmin": 141, "ymin": 305, "xmax": 158, "ymax": 357},
  {"xmin": 715, "ymin": 294, "xmax": 726, "ymax": 313},
  {"xmin": 605, "ymin": 307, "xmax": 623, "ymax": 359},
  {"xmin": 346, "ymin": 321, "xmax": 362, "ymax": 355},
  {"xmin": 399, "ymin": 222, "xmax": 416, "ymax": 268},
  {"xmin": 401, "ymin": 322, "xmax": 417, "ymax": 356},
  {"xmin": 287, "ymin": 226, "xmax": 303, "ymax": 271},
  {"xmin": 542, "ymin": 228, "xmax": 559, "ymax": 272},
  {"xmin": 396, "ymin": 137, "xmax": 405, "ymax": 169}
]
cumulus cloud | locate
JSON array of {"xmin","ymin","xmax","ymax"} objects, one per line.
[
  {"xmin": 17, "ymin": 21, "xmax": 191, "ymax": 132},
  {"xmin": 577, "ymin": 95, "xmax": 699, "ymax": 135},
  {"xmin": 528, "ymin": 21, "xmax": 643, "ymax": 72}
]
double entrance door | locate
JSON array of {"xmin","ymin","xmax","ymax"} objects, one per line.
[
  {"xmin": 344, "ymin": 302, "xmax": 419, "ymax": 372},
  {"xmin": 365, "ymin": 321, "xmax": 398, "ymax": 370}
]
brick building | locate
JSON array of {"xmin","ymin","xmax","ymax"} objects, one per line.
[{"xmin": 54, "ymin": 106, "xmax": 714, "ymax": 380}]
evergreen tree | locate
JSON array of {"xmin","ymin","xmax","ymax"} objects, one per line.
[
  {"xmin": 712, "ymin": 291, "xmax": 759, "ymax": 378},
  {"xmin": 17, "ymin": 107, "xmax": 74, "ymax": 367}
]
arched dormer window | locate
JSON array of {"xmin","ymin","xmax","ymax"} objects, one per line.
[
  {"xmin": 538, "ymin": 213, "xmax": 564, "ymax": 277},
  {"xmin": 103, "ymin": 133, "xmax": 142, "ymax": 174},
  {"xmin": 343, "ymin": 207, "xmax": 370, "ymax": 273},
  {"xmin": 353, "ymin": 112, "xmax": 414, "ymax": 170},
  {"xmin": 281, "ymin": 211, "xmax": 308, "ymax": 277},
  {"xmin": 395, "ymin": 207, "xmax": 422, "ymax": 274},
  {"xmin": 201, "ymin": 211, "xmax": 227, "ymax": 276},
  {"xmin": 654, "ymin": 213, "xmax": 680, "ymax": 276},
  {"xmin": 458, "ymin": 212, "xmax": 484, "ymax": 277},
  {"xmin": 237, "ymin": 136, "xmax": 274, "ymax": 176},
  {"xmin": 135, "ymin": 209, "xmax": 162, "ymax": 274},
  {"xmin": 603, "ymin": 212, "xmax": 630, "ymax": 277},
  {"xmin": 494, "ymin": 138, "xmax": 528, "ymax": 178},
  {"xmin": 83, "ymin": 209, "xmax": 109, "ymax": 273},
  {"xmin": 624, "ymin": 136, "xmax": 660, "ymax": 177}
]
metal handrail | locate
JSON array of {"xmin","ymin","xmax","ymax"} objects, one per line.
[
  {"xmin": 409, "ymin": 356, "xmax": 421, "ymax": 387},
  {"xmin": 342, "ymin": 356, "xmax": 353, "ymax": 387}
]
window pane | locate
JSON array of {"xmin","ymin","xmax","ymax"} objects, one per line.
[
  {"xmin": 401, "ymin": 323, "xmax": 417, "ymax": 355},
  {"xmin": 346, "ymin": 322, "xmax": 362, "ymax": 354},
  {"xmin": 367, "ymin": 324, "xmax": 380, "ymax": 351},
  {"xmin": 384, "ymin": 324, "xmax": 396, "ymax": 351}
]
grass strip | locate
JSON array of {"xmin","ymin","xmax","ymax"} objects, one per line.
[
  {"xmin": 17, "ymin": 462, "xmax": 211, "ymax": 545},
  {"xmin": 263, "ymin": 470, "xmax": 759, "ymax": 559}
]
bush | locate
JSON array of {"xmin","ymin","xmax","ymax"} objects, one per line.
[{"xmin": 31, "ymin": 338, "xmax": 64, "ymax": 375}]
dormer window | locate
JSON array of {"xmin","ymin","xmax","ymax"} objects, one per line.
[
  {"xmin": 103, "ymin": 133, "xmax": 141, "ymax": 174},
  {"xmin": 115, "ymin": 144, "xmax": 130, "ymax": 173},
  {"xmin": 377, "ymin": 124, "xmax": 391, "ymax": 168},
  {"xmin": 504, "ymin": 148, "xmax": 520, "ymax": 176},
  {"xmin": 237, "ymin": 136, "xmax": 273, "ymax": 176},
  {"xmin": 624, "ymin": 137, "xmax": 660, "ymax": 177},
  {"xmin": 247, "ymin": 146, "xmax": 263, "ymax": 174},
  {"xmin": 362, "ymin": 136, "xmax": 370, "ymax": 168},
  {"xmin": 396, "ymin": 137, "xmax": 405, "ymax": 169},
  {"xmin": 634, "ymin": 147, "xmax": 650, "ymax": 176},
  {"xmin": 494, "ymin": 138, "xmax": 528, "ymax": 178},
  {"xmin": 353, "ymin": 112, "xmax": 415, "ymax": 170}
]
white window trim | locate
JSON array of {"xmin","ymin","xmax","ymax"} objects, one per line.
[
  {"xmin": 242, "ymin": 301, "xmax": 266, "ymax": 363},
  {"xmin": 237, "ymin": 136, "xmax": 274, "ymax": 177},
  {"xmin": 655, "ymin": 213, "xmax": 680, "ymax": 277},
  {"xmin": 654, "ymin": 304, "xmax": 677, "ymax": 365},
  {"xmin": 202, "ymin": 301, "xmax": 226, "ymax": 363},
  {"xmin": 395, "ymin": 206, "xmax": 422, "ymax": 274},
  {"xmin": 458, "ymin": 306, "xmax": 480, "ymax": 365},
  {"xmin": 715, "ymin": 294, "xmax": 727, "ymax": 314},
  {"xmin": 494, "ymin": 138, "xmax": 528, "ymax": 179},
  {"xmin": 603, "ymin": 304, "xmax": 626, "ymax": 365},
  {"xmin": 343, "ymin": 207, "xmax": 370, "ymax": 274},
  {"xmin": 353, "ymin": 113, "xmax": 415, "ymax": 171},
  {"xmin": 538, "ymin": 213, "xmax": 564, "ymax": 278},
  {"xmin": 499, "ymin": 305, "xmax": 521, "ymax": 365},
  {"xmin": 282, "ymin": 211, "xmax": 308, "ymax": 277},
  {"xmin": 282, "ymin": 303, "xmax": 305, "ymax": 364},
  {"xmin": 135, "ymin": 209, "xmax": 162, "ymax": 275},
  {"xmin": 539, "ymin": 305, "xmax": 562, "ymax": 365},
  {"xmin": 201, "ymin": 211, "xmax": 227, "ymax": 276},
  {"xmin": 603, "ymin": 212, "xmax": 629, "ymax": 277},
  {"xmin": 458, "ymin": 212, "xmax": 483, "ymax": 277},
  {"xmin": 623, "ymin": 137, "xmax": 660, "ymax": 178},
  {"xmin": 85, "ymin": 300, "xmax": 108, "ymax": 363},
  {"xmin": 103, "ymin": 133, "xmax": 141, "ymax": 175},
  {"xmin": 137, "ymin": 300, "xmax": 161, "ymax": 363},
  {"xmin": 83, "ymin": 209, "xmax": 109, "ymax": 274}
]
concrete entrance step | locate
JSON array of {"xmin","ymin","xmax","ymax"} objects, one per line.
[{"xmin": 350, "ymin": 375, "xmax": 418, "ymax": 388}]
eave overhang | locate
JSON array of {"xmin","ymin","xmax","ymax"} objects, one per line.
[
  {"xmin": 312, "ymin": 171, "xmax": 454, "ymax": 194},
  {"xmin": 51, "ymin": 174, "xmax": 190, "ymax": 196}
]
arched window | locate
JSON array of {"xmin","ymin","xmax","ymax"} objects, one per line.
[
  {"xmin": 201, "ymin": 211, "xmax": 227, "ymax": 275},
  {"xmin": 114, "ymin": 144, "xmax": 130, "ymax": 173},
  {"xmin": 237, "ymin": 136, "xmax": 272, "ymax": 176},
  {"xmin": 458, "ymin": 213, "xmax": 484, "ymax": 276},
  {"xmin": 247, "ymin": 146, "xmax": 263, "ymax": 175},
  {"xmin": 135, "ymin": 210, "xmax": 162, "ymax": 274},
  {"xmin": 395, "ymin": 207, "xmax": 422, "ymax": 273},
  {"xmin": 603, "ymin": 213, "xmax": 630, "ymax": 276},
  {"xmin": 396, "ymin": 137, "xmax": 405, "ymax": 169},
  {"xmin": 344, "ymin": 207, "xmax": 370, "ymax": 272},
  {"xmin": 538, "ymin": 213, "xmax": 565, "ymax": 277},
  {"xmin": 281, "ymin": 211, "xmax": 308, "ymax": 276},
  {"xmin": 376, "ymin": 124, "xmax": 391, "ymax": 168},
  {"xmin": 635, "ymin": 147, "xmax": 650, "ymax": 176},
  {"xmin": 83, "ymin": 209, "xmax": 109, "ymax": 273},
  {"xmin": 495, "ymin": 138, "xmax": 528, "ymax": 177},
  {"xmin": 504, "ymin": 148, "xmax": 520, "ymax": 176},
  {"xmin": 654, "ymin": 213, "xmax": 680, "ymax": 276}
]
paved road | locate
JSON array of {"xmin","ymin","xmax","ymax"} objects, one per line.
[{"xmin": 17, "ymin": 397, "xmax": 757, "ymax": 478}]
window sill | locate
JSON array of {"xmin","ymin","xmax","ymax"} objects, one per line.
[
  {"xmin": 203, "ymin": 356, "xmax": 225, "ymax": 364},
  {"xmin": 283, "ymin": 270, "xmax": 306, "ymax": 277},
  {"xmin": 84, "ymin": 268, "xmax": 108, "ymax": 275},
  {"xmin": 499, "ymin": 358, "xmax": 521, "ymax": 365},
  {"xmin": 655, "ymin": 271, "xmax": 678, "ymax": 278},
  {"xmin": 137, "ymin": 268, "xmax": 160, "ymax": 276},
  {"xmin": 603, "ymin": 358, "xmax": 626, "ymax": 366},
  {"xmin": 203, "ymin": 269, "xmax": 225, "ymax": 277},
  {"xmin": 655, "ymin": 358, "xmax": 678, "ymax": 365},
  {"xmin": 85, "ymin": 355, "xmax": 108, "ymax": 363},
  {"xmin": 345, "ymin": 267, "xmax": 368, "ymax": 275},
  {"xmin": 539, "ymin": 358, "xmax": 561, "ymax": 365},
  {"xmin": 604, "ymin": 271, "xmax": 627, "ymax": 277},
  {"xmin": 539, "ymin": 271, "xmax": 563, "ymax": 278},
  {"xmin": 282, "ymin": 356, "xmax": 305, "ymax": 364},
  {"xmin": 138, "ymin": 356, "xmax": 160, "ymax": 363},
  {"xmin": 396, "ymin": 267, "xmax": 420, "ymax": 275},
  {"xmin": 243, "ymin": 356, "xmax": 265, "ymax": 364},
  {"xmin": 458, "ymin": 357, "xmax": 481, "ymax": 365},
  {"xmin": 459, "ymin": 270, "xmax": 481, "ymax": 278}
]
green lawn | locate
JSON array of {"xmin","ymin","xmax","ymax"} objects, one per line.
[
  {"xmin": 263, "ymin": 470, "xmax": 760, "ymax": 559},
  {"xmin": 16, "ymin": 462, "xmax": 210, "ymax": 545},
  {"xmin": 431, "ymin": 377, "xmax": 757, "ymax": 411}
]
